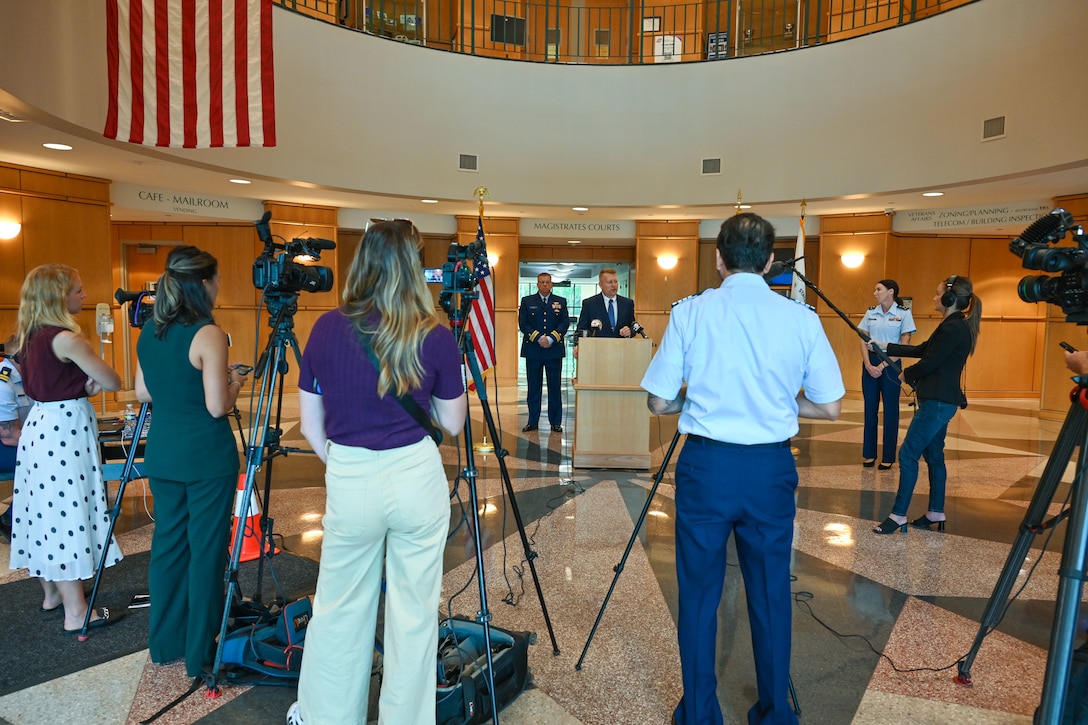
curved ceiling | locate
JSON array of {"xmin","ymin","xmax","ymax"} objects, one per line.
[{"xmin": 0, "ymin": 0, "xmax": 1085, "ymax": 235}]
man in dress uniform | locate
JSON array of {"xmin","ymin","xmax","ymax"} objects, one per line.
[
  {"xmin": 641, "ymin": 213, "xmax": 845, "ymax": 725},
  {"xmin": 519, "ymin": 272, "xmax": 570, "ymax": 432}
]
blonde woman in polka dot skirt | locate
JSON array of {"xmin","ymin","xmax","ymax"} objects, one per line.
[{"xmin": 9, "ymin": 264, "xmax": 125, "ymax": 634}]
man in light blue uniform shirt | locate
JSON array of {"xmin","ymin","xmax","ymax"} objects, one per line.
[{"xmin": 641, "ymin": 213, "xmax": 844, "ymax": 725}]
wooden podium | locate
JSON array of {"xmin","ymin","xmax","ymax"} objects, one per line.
[{"xmin": 572, "ymin": 338, "xmax": 653, "ymax": 469}]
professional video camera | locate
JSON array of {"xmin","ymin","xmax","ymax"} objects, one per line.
[
  {"xmin": 252, "ymin": 211, "xmax": 335, "ymax": 295},
  {"xmin": 114, "ymin": 288, "xmax": 154, "ymax": 328},
  {"xmin": 432, "ymin": 239, "xmax": 481, "ymax": 320},
  {"xmin": 1010, "ymin": 209, "xmax": 1088, "ymax": 322}
]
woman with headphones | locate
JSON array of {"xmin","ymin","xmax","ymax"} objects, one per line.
[{"xmin": 870, "ymin": 275, "xmax": 982, "ymax": 535}]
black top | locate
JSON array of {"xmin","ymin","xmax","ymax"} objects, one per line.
[{"xmin": 887, "ymin": 311, "xmax": 971, "ymax": 407}]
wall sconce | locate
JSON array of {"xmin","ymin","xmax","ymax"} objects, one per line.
[
  {"xmin": 487, "ymin": 253, "xmax": 499, "ymax": 267},
  {"xmin": 840, "ymin": 253, "xmax": 865, "ymax": 269},
  {"xmin": 0, "ymin": 221, "xmax": 21, "ymax": 239},
  {"xmin": 657, "ymin": 255, "xmax": 678, "ymax": 270}
]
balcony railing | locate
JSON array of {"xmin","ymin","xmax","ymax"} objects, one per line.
[{"xmin": 279, "ymin": 0, "xmax": 975, "ymax": 64}]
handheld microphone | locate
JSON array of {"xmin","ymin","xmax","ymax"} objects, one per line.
[
  {"xmin": 589, "ymin": 319, "xmax": 602, "ymax": 337},
  {"xmin": 631, "ymin": 321, "xmax": 648, "ymax": 339}
]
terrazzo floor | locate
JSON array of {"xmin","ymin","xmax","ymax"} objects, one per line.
[{"xmin": 0, "ymin": 380, "xmax": 1079, "ymax": 724}]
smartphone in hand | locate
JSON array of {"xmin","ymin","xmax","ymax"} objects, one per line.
[
  {"xmin": 232, "ymin": 364, "xmax": 254, "ymax": 375},
  {"xmin": 1060, "ymin": 342, "xmax": 1078, "ymax": 354}
]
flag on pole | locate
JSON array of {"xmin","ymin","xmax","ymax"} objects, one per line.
[
  {"xmin": 791, "ymin": 207, "xmax": 807, "ymax": 304},
  {"xmin": 104, "ymin": 0, "xmax": 276, "ymax": 148},
  {"xmin": 466, "ymin": 218, "xmax": 496, "ymax": 381}
]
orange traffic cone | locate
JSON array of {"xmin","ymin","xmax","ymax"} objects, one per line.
[{"xmin": 229, "ymin": 473, "xmax": 278, "ymax": 562}]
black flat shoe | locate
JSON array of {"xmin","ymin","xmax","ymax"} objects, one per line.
[
  {"xmin": 910, "ymin": 515, "xmax": 946, "ymax": 532},
  {"xmin": 878, "ymin": 462, "xmax": 894, "ymax": 470},
  {"xmin": 522, "ymin": 424, "xmax": 538, "ymax": 432},
  {"xmin": 863, "ymin": 459, "xmax": 876, "ymax": 468},
  {"xmin": 62, "ymin": 607, "xmax": 126, "ymax": 636},
  {"xmin": 873, "ymin": 517, "xmax": 907, "ymax": 535},
  {"xmin": 550, "ymin": 425, "xmax": 562, "ymax": 432}
]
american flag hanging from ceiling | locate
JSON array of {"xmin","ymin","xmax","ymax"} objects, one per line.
[{"xmin": 104, "ymin": 0, "xmax": 276, "ymax": 148}]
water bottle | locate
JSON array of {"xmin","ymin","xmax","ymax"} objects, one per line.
[{"xmin": 123, "ymin": 403, "xmax": 136, "ymax": 439}]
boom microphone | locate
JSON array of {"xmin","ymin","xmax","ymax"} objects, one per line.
[
  {"xmin": 763, "ymin": 257, "xmax": 800, "ymax": 282},
  {"xmin": 298, "ymin": 236, "xmax": 336, "ymax": 251}
]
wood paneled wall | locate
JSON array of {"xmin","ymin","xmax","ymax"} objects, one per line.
[{"xmin": 635, "ymin": 220, "xmax": 699, "ymax": 343}]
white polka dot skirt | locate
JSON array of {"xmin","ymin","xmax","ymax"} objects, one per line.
[{"xmin": 9, "ymin": 397, "xmax": 123, "ymax": 581}]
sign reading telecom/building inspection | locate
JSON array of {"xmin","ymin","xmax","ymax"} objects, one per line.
[
  {"xmin": 895, "ymin": 201, "xmax": 1051, "ymax": 233},
  {"xmin": 112, "ymin": 182, "xmax": 263, "ymax": 220}
]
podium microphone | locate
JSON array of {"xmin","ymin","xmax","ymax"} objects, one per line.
[
  {"xmin": 631, "ymin": 321, "xmax": 648, "ymax": 339},
  {"xmin": 589, "ymin": 319, "xmax": 602, "ymax": 337}
]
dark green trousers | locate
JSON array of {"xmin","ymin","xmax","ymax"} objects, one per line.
[{"xmin": 148, "ymin": 473, "xmax": 236, "ymax": 677}]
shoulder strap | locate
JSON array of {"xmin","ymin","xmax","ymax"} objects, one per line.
[{"xmin": 353, "ymin": 328, "xmax": 443, "ymax": 446}]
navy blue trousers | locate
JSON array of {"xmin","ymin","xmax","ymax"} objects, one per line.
[
  {"xmin": 861, "ymin": 354, "xmax": 902, "ymax": 463},
  {"xmin": 673, "ymin": 437, "xmax": 799, "ymax": 725},
  {"xmin": 524, "ymin": 357, "xmax": 563, "ymax": 427}
]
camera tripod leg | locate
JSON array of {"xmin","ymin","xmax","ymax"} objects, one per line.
[
  {"xmin": 80, "ymin": 401, "xmax": 151, "ymax": 640},
  {"xmin": 577, "ymin": 429, "xmax": 682, "ymax": 670},
  {"xmin": 955, "ymin": 397, "xmax": 1088, "ymax": 724},
  {"xmin": 458, "ymin": 403, "xmax": 502, "ymax": 724}
]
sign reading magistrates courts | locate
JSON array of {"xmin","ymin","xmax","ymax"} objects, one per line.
[
  {"xmin": 895, "ymin": 201, "xmax": 1051, "ymax": 233},
  {"xmin": 523, "ymin": 219, "xmax": 635, "ymax": 240}
]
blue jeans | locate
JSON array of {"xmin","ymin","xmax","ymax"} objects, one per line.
[
  {"xmin": 861, "ymin": 355, "xmax": 901, "ymax": 463},
  {"xmin": 892, "ymin": 399, "xmax": 958, "ymax": 516}
]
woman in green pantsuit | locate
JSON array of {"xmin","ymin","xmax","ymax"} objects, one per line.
[{"xmin": 135, "ymin": 246, "xmax": 247, "ymax": 677}]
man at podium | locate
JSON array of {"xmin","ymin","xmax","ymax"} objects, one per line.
[
  {"xmin": 519, "ymin": 272, "xmax": 569, "ymax": 433},
  {"xmin": 641, "ymin": 213, "xmax": 844, "ymax": 725},
  {"xmin": 574, "ymin": 268, "xmax": 635, "ymax": 344}
]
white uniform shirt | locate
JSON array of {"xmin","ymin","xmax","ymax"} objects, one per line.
[
  {"xmin": 641, "ymin": 273, "xmax": 845, "ymax": 444},
  {"xmin": 0, "ymin": 360, "xmax": 31, "ymax": 425},
  {"xmin": 857, "ymin": 302, "xmax": 916, "ymax": 345}
]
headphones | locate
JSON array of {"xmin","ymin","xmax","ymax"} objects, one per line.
[{"xmin": 941, "ymin": 275, "xmax": 964, "ymax": 309}]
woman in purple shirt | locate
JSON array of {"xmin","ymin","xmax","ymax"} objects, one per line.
[{"xmin": 289, "ymin": 220, "xmax": 466, "ymax": 725}]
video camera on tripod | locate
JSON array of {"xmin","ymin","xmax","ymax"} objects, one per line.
[
  {"xmin": 252, "ymin": 211, "xmax": 335, "ymax": 295},
  {"xmin": 114, "ymin": 288, "xmax": 155, "ymax": 328},
  {"xmin": 428, "ymin": 240, "xmax": 481, "ymax": 321},
  {"xmin": 1010, "ymin": 208, "xmax": 1088, "ymax": 322}
]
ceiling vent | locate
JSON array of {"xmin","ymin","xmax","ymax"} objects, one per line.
[
  {"xmin": 0, "ymin": 109, "xmax": 27, "ymax": 123},
  {"xmin": 982, "ymin": 116, "xmax": 1006, "ymax": 141},
  {"xmin": 459, "ymin": 153, "xmax": 478, "ymax": 172},
  {"xmin": 702, "ymin": 158, "xmax": 721, "ymax": 175}
]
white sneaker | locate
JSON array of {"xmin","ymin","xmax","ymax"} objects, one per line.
[{"xmin": 286, "ymin": 701, "xmax": 304, "ymax": 725}]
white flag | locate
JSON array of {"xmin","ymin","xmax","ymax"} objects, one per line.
[{"xmin": 791, "ymin": 213, "xmax": 806, "ymax": 303}]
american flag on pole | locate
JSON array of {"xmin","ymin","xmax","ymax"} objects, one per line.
[
  {"xmin": 466, "ymin": 218, "xmax": 496, "ymax": 381},
  {"xmin": 104, "ymin": 0, "xmax": 276, "ymax": 148},
  {"xmin": 791, "ymin": 208, "xmax": 807, "ymax": 304}
]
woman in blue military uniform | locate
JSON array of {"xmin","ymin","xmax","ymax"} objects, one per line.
[
  {"xmin": 519, "ymin": 272, "xmax": 569, "ymax": 432},
  {"xmin": 857, "ymin": 279, "xmax": 915, "ymax": 469}
]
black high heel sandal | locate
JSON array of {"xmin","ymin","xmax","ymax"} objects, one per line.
[
  {"xmin": 873, "ymin": 517, "xmax": 907, "ymax": 535},
  {"xmin": 878, "ymin": 462, "xmax": 894, "ymax": 470},
  {"xmin": 910, "ymin": 515, "xmax": 946, "ymax": 532},
  {"xmin": 863, "ymin": 459, "xmax": 876, "ymax": 468}
]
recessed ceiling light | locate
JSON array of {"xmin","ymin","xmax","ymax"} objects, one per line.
[
  {"xmin": 922, "ymin": 191, "xmax": 944, "ymax": 197},
  {"xmin": 572, "ymin": 206, "xmax": 589, "ymax": 212},
  {"xmin": 421, "ymin": 199, "xmax": 439, "ymax": 204},
  {"xmin": 567, "ymin": 240, "xmax": 582, "ymax": 245},
  {"xmin": 43, "ymin": 143, "xmax": 72, "ymax": 151},
  {"xmin": 229, "ymin": 178, "xmax": 251, "ymax": 185}
]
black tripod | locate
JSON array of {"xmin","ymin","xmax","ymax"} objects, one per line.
[
  {"xmin": 207, "ymin": 291, "xmax": 309, "ymax": 692},
  {"xmin": 79, "ymin": 401, "xmax": 152, "ymax": 639},
  {"xmin": 574, "ymin": 427, "xmax": 801, "ymax": 714},
  {"xmin": 955, "ymin": 383, "xmax": 1088, "ymax": 723}
]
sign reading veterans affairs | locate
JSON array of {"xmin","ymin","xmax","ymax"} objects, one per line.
[
  {"xmin": 895, "ymin": 201, "xmax": 1051, "ymax": 233},
  {"xmin": 112, "ymin": 183, "xmax": 263, "ymax": 220}
]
